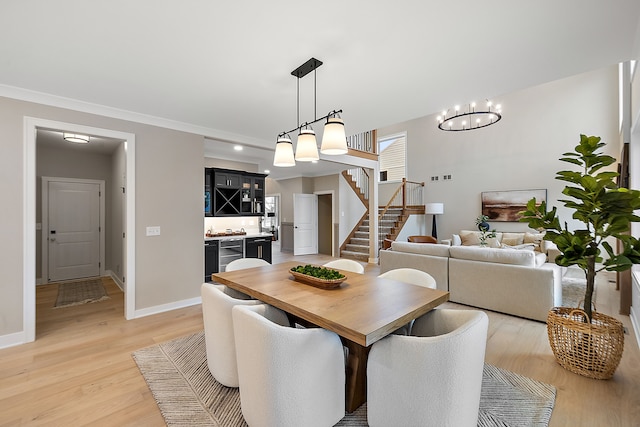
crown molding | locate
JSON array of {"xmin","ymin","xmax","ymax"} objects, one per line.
[{"xmin": 0, "ymin": 83, "xmax": 270, "ymax": 147}]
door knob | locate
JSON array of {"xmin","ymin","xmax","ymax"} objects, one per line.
[{"xmin": 50, "ymin": 237, "xmax": 56, "ymax": 242}]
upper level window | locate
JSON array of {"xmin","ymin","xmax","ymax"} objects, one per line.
[{"xmin": 378, "ymin": 132, "xmax": 406, "ymax": 182}]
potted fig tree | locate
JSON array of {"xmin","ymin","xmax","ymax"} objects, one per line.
[{"xmin": 520, "ymin": 134, "xmax": 640, "ymax": 379}]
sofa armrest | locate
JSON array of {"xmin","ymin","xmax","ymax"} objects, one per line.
[{"xmin": 440, "ymin": 239, "xmax": 452, "ymax": 246}]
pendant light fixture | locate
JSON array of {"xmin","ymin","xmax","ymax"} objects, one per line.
[
  {"xmin": 273, "ymin": 135, "xmax": 295, "ymax": 167},
  {"xmin": 437, "ymin": 101, "xmax": 502, "ymax": 131},
  {"xmin": 273, "ymin": 57, "xmax": 347, "ymax": 167},
  {"xmin": 321, "ymin": 114, "xmax": 347, "ymax": 155},
  {"xmin": 295, "ymin": 127, "xmax": 319, "ymax": 162}
]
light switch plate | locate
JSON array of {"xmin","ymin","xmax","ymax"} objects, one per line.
[{"xmin": 146, "ymin": 226, "xmax": 161, "ymax": 236}]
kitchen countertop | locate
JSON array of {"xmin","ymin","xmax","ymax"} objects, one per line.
[{"xmin": 205, "ymin": 232, "xmax": 273, "ymax": 241}]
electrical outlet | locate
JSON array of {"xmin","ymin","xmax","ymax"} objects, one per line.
[
  {"xmin": 443, "ymin": 174, "xmax": 452, "ymax": 180},
  {"xmin": 146, "ymin": 226, "xmax": 161, "ymax": 236}
]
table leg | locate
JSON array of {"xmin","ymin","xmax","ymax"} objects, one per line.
[{"xmin": 341, "ymin": 338, "xmax": 371, "ymax": 413}]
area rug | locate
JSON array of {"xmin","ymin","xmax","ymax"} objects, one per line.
[
  {"xmin": 54, "ymin": 278, "xmax": 110, "ymax": 308},
  {"xmin": 133, "ymin": 331, "xmax": 556, "ymax": 427},
  {"xmin": 561, "ymin": 266, "xmax": 596, "ymax": 309}
]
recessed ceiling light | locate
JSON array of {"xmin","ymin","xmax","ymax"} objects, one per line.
[{"xmin": 234, "ymin": 145, "xmax": 243, "ymax": 151}]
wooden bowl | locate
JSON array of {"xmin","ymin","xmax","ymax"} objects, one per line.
[{"xmin": 290, "ymin": 270, "xmax": 345, "ymax": 289}]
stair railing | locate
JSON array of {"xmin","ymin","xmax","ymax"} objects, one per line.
[
  {"xmin": 377, "ymin": 178, "xmax": 425, "ymax": 248},
  {"xmin": 346, "ymin": 167, "xmax": 369, "ymax": 202},
  {"xmin": 346, "ymin": 130, "xmax": 377, "ymax": 154}
]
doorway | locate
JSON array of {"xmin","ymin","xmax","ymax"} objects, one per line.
[
  {"xmin": 317, "ymin": 193, "xmax": 333, "ymax": 256},
  {"xmin": 24, "ymin": 118, "xmax": 136, "ymax": 343}
]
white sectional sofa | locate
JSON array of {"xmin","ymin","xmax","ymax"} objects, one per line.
[{"xmin": 379, "ymin": 238, "xmax": 563, "ymax": 322}]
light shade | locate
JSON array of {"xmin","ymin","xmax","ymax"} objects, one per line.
[
  {"xmin": 425, "ymin": 203, "xmax": 444, "ymax": 215},
  {"xmin": 63, "ymin": 133, "xmax": 90, "ymax": 144},
  {"xmin": 273, "ymin": 136, "xmax": 295, "ymax": 167},
  {"xmin": 295, "ymin": 128, "xmax": 319, "ymax": 162},
  {"xmin": 320, "ymin": 117, "xmax": 348, "ymax": 155}
]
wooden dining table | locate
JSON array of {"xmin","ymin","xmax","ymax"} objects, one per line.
[{"xmin": 211, "ymin": 261, "xmax": 449, "ymax": 412}]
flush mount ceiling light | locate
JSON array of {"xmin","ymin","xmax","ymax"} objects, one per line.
[
  {"xmin": 273, "ymin": 57, "xmax": 348, "ymax": 167},
  {"xmin": 437, "ymin": 101, "xmax": 502, "ymax": 131},
  {"xmin": 63, "ymin": 133, "xmax": 90, "ymax": 143}
]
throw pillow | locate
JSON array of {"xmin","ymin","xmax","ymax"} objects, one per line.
[
  {"xmin": 460, "ymin": 230, "xmax": 481, "ymax": 246},
  {"xmin": 524, "ymin": 232, "xmax": 545, "ymax": 252},
  {"xmin": 452, "ymin": 234, "xmax": 462, "ymax": 246},
  {"xmin": 501, "ymin": 232, "xmax": 525, "ymax": 246}
]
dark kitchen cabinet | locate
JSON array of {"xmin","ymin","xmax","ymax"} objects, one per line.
[
  {"xmin": 212, "ymin": 169, "xmax": 241, "ymax": 216},
  {"xmin": 204, "ymin": 240, "xmax": 219, "ymax": 281},
  {"xmin": 214, "ymin": 170, "xmax": 242, "ymax": 188},
  {"xmin": 240, "ymin": 175, "xmax": 266, "ymax": 216},
  {"xmin": 206, "ymin": 167, "xmax": 267, "ymax": 217},
  {"xmin": 245, "ymin": 236, "xmax": 272, "ymax": 263}
]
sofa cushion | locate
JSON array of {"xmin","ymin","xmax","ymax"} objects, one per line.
[
  {"xmin": 390, "ymin": 241, "xmax": 451, "ymax": 257},
  {"xmin": 535, "ymin": 252, "xmax": 547, "ymax": 267},
  {"xmin": 501, "ymin": 232, "xmax": 525, "ymax": 246},
  {"xmin": 449, "ymin": 245, "xmax": 538, "ymax": 267},
  {"xmin": 500, "ymin": 243, "xmax": 535, "ymax": 251}
]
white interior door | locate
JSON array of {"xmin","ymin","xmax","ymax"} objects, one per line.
[
  {"xmin": 48, "ymin": 181, "xmax": 101, "ymax": 282},
  {"xmin": 293, "ymin": 193, "xmax": 318, "ymax": 255}
]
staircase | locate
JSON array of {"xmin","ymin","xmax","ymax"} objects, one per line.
[
  {"xmin": 340, "ymin": 207, "xmax": 406, "ymax": 261},
  {"xmin": 340, "ymin": 169, "xmax": 425, "ymax": 261}
]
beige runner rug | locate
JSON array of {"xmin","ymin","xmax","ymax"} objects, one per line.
[
  {"xmin": 133, "ymin": 331, "xmax": 556, "ymax": 427},
  {"xmin": 54, "ymin": 278, "xmax": 110, "ymax": 308}
]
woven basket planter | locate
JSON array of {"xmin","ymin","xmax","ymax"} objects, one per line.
[{"xmin": 547, "ymin": 307, "xmax": 624, "ymax": 380}]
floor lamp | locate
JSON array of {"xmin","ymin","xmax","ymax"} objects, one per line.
[{"xmin": 425, "ymin": 203, "xmax": 444, "ymax": 239}]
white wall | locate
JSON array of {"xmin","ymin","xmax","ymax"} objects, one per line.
[
  {"xmin": 339, "ymin": 174, "xmax": 367, "ymax": 246},
  {"xmin": 378, "ymin": 66, "xmax": 620, "ymax": 241}
]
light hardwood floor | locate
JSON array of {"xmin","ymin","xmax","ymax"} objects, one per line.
[{"xmin": 1, "ymin": 250, "xmax": 638, "ymax": 426}]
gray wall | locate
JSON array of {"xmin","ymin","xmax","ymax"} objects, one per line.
[{"xmin": 0, "ymin": 95, "xmax": 204, "ymax": 338}]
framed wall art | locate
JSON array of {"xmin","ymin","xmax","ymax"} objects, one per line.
[{"xmin": 481, "ymin": 189, "xmax": 546, "ymax": 222}]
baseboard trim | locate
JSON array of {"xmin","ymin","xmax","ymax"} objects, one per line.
[
  {"xmin": 0, "ymin": 331, "xmax": 28, "ymax": 350},
  {"xmin": 133, "ymin": 296, "xmax": 202, "ymax": 319},
  {"xmin": 106, "ymin": 270, "xmax": 125, "ymax": 291},
  {"xmin": 631, "ymin": 309, "xmax": 640, "ymax": 351}
]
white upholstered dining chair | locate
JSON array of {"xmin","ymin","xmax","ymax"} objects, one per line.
[
  {"xmin": 222, "ymin": 257, "xmax": 270, "ymax": 299},
  {"xmin": 367, "ymin": 308, "xmax": 489, "ymax": 427},
  {"xmin": 232, "ymin": 304, "xmax": 346, "ymax": 427},
  {"xmin": 323, "ymin": 259, "xmax": 365, "ymax": 274},
  {"xmin": 378, "ymin": 268, "xmax": 437, "ymax": 334},
  {"xmin": 377, "ymin": 267, "xmax": 437, "ymax": 289},
  {"xmin": 200, "ymin": 282, "xmax": 262, "ymax": 387},
  {"xmin": 225, "ymin": 257, "xmax": 270, "ymax": 271}
]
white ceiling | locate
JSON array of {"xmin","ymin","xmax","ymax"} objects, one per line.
[{"xmin": 2, "ymin": 1, "xmax": 640, "ymax": 179}]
